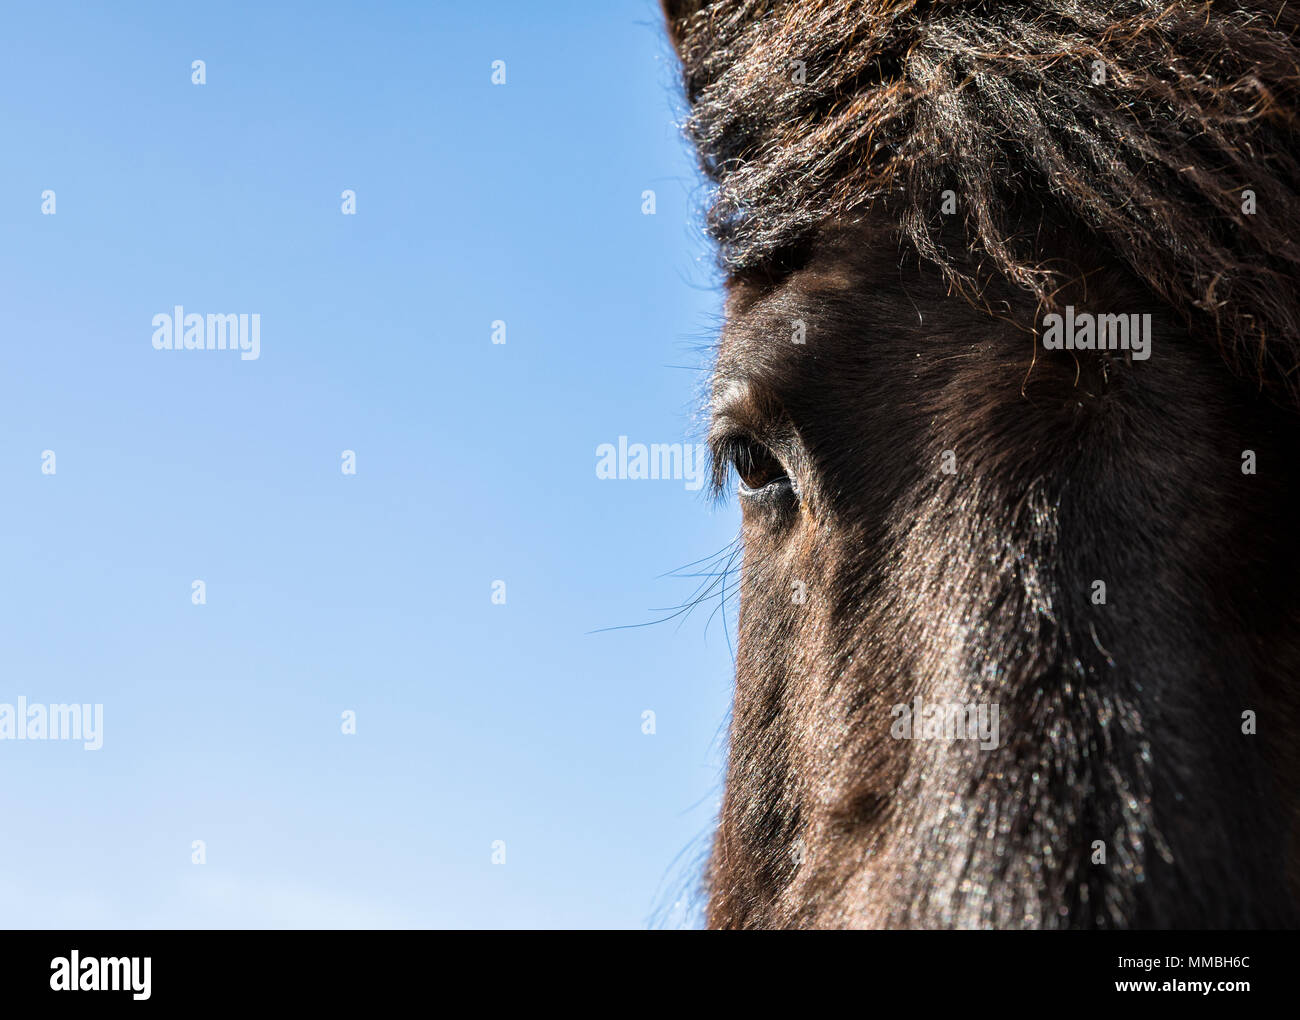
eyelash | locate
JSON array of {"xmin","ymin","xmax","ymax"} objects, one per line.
[{"xmin": 713, "ymin": 435, "xmax": 795, "ymax": 499}]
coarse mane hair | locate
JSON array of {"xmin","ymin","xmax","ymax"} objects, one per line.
[{"xmin": 668, "ymin": 0, "xmax": 1300, "ymax": 397}]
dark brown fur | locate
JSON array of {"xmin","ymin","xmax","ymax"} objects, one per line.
[{"xmin": 662, "ymin": 0, "xmax": 1300, "ymax": 928}]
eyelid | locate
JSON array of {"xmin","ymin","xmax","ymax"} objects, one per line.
[
  {"xmin": 709, "ymin": 377, "xmax": 777, "ymax": 440},
  {"xmin": 738, "ymin": 471, "xmax": 794, "ymax": 498},
  {"xmin": 708, "ymin": 379, "xmax": 798, "ymax": 497}
]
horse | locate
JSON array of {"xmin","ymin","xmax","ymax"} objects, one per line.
[{"xmin": 660, "ymin": 0, "xmax": 1300, "ymax": 928}]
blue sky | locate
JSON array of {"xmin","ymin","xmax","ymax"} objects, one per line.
[{"xmin": 0, "ymin": 1, "xmax": 738, "ymax": 928}]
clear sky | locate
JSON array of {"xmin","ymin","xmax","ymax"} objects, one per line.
[{"xmin": 0, "ymin": 0, "xmax": 738, "ymax": 928}]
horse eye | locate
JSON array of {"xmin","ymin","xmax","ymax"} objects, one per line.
[{"xmin": 731, "ymin": 439, "xmax": 791, "ymax": 496}]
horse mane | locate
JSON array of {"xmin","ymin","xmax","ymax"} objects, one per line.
[{"xmin": 667, "ymin": 0, "xmax": 1300, "ymax": 397}]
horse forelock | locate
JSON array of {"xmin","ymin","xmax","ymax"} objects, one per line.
[{"xmin": 671, "ymin": 0, "xmax": 1300, "ymax": 400}]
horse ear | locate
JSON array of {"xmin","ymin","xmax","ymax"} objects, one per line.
[{"xmin": 661, "ymin": 0, "xmax": 708, "ymax": 56}]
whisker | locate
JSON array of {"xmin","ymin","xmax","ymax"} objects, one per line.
[{"xmin": 588, "ymin": 536, "xmax": 744, "ymax": 638}]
